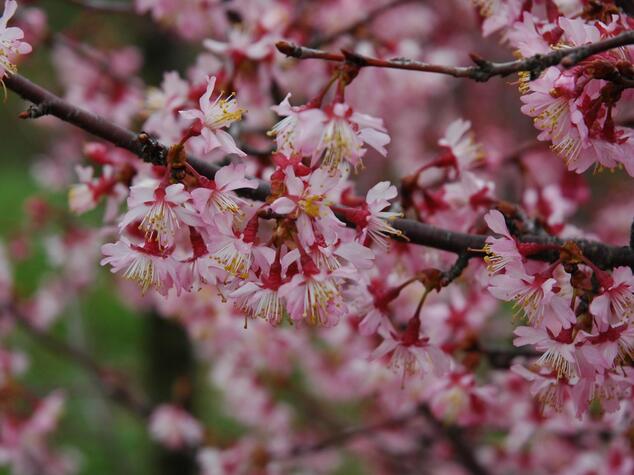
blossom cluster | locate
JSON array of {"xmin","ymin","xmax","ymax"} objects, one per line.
[{"xmin": 2, "ymin": 0, "xmax": 634, "ymax": 474}]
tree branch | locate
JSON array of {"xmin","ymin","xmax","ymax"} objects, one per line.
[
  {"xmin": 276, "ymin": 30, "xmax": 634, "ymax": 82},
  {"xmin": 5, "ymin": 72, "xmax": 634, "ymax": 269}
]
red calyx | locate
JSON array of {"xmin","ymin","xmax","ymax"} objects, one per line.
[{"xmin": 401, "ymin": 316, "xmax": 422, "ymax": 346}]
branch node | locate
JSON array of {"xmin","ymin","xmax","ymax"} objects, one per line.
[
  {"xmin": 20, "ymin": 102, "xmax": 53, "ymax": 119},
  {"xmin": 138, "ymin": 132, "xmax": 168, "ymax": 166},
  {"xmin": 276, "ymin": 40, "xmax": 301, "ymax": 58},
  {"xmin": 341, "ymin": 49, "xmax": 368, "ymax": 67}
]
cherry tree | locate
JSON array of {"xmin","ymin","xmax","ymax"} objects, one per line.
[{"xmin": 1, "ymin": 0, "xmax": 634, "ymax": 474}]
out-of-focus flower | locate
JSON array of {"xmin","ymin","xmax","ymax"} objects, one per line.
[
  {"xmin": 0, "ymin": 0, "xmax": 31, "ymax": 79},
  {"xmin": 149, "ymin": 405, "xmax": 203, "ymax": 450}
]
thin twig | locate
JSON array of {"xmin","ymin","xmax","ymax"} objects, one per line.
[
  {"xmin": 277, "ymin": 30, "xmax": 634, "ymax": 82},
  {"xmin": 62, "ymin": 0, "xmax": 134, "ymax": 13},
  {"xmin": 441, "ymin": 252, "xmax": 471, "ymax": 286},
  {"xmin": 4, "ymin": 72, "xmax": 634, "ymax": 269},
  {"xmin": 285, "ymin": 410, "xmax": 417, "ymax": 458},
  {"xmin": 9, "ymin": 307, "xmax": 152, "ymax": 418},
  {"xmin": 419, "ymin": 405, "xmax": 490, "ymax": 475},
  {"xmin": 309, "ymin": 0, "xmax": 421, "ymax": 48}
]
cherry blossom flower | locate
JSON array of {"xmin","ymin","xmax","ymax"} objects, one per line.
[
  {"xmin": 340, "ymin": 181, "xmax": 404, "ymax": 250},
  {"xmin": 511, "ymin": 364, "xmax": 572, "ymax": 412},
  {"xmin": 355, "ymin": 278, "xmax": 402, "ymax": 336},
  {"xmin": 68, "ymin": 165, "xmax": 127, "ymax": 221},
  {"xmin": 371, "ymin": 317, "xmax": 450, "ymax": 385},
  {"xmin": 578, "ymin": 323, "xmax": 634, "ymax": 371},
  {"xmin": 180, "ymin": 75, "xmax": 246, "ymax": 156},
  {"xmin": 179, "ymin": 227, "xmax": 223, "ymax": 292},
  {"xmin": 472, "ymin": 0, "xmax": 523, "ymax": 37},
  {"xmin": 149, "ymin": 405, "xmax": 203, "ymax": 450},
  {"xmin": 101, "ymin": 238, "xmax": 179, "ymax": 295},
  {"xmin": 230, "ymin": 258, "xmax": 287, "ymax": 325},
  {"xmin": 0, "ymin": 391, "xmax": 77, "ymax": 475},
  {"xmin": 270, "ymin": 168, "xmax": 345, "ymax": 247},
  {"xmin": 514, "ymin": 326, "xmax": 579, "ymax": 379},
  {"xmin": 489, "ymin": 269, "xmax": 576, "ymax": 334},
  {"xmin": 269, "ymin": 93, "xmax": 327, "ymax": 156},
  {"xmin": 120, "ymin": 181, "xmax": 200, "ymax": 250},
  {"xmin": 144, "ymin": 71, "xmax": 190, "ymax": 142},
  {"xmin": 437, "ymin": 119, "xmax": 484, "ymax": 174},
  {"xmin": 482, "ymin": 210, "xmax": 523, "ymax": 274},
  {"xmin": 278, "ymin": 253, "xmax": 345, "ymax": 327},
  {"xmin": 190, "ymin": 162, "xmax": 258, "ymax": 219},
  {"xmin": 312, "ymin": 102, "xmax": 390, "ymax": 175},
  {"xmin": 0, "ymin": 0, "xmax": 32, "ymax": 79},
  {"xmin": 589, "ymin": 266, "xmax": 634, "ymax": 329}
]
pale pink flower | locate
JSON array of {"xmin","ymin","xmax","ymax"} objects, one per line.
[
  {"xmin": 426, "ymin": 372, "xmax": 494, "ymax": 425},
  {"xmin": 511, "ymin": 364, "xmax": 571, "ymax": 411},
  {"xmin": 178, "ymin": 228, "xmax": 223, "ymax": 292},
  {"xmin": 578, "ymin": 323, "xmax": 634, "ymax": 371},
  {"xmin": 472, "ymin": 0, "xmax": 523, "ymax": 37},
  {"xmin": 68, "ymin": 165, "xmax": 127, "ymax": 220},
  {"xmin": 180, "ymin": 76, "xmax": 245, "ymax": 156},
  {"xmin": 506, "ymin": 12, "xmax": 551, "ymax": 57},
  {"xmin": 590, "ymin": 266, "xmax": 634, "ymax": 328},
  {"xmin": 0, "ymin": 391, "xmax": 76, "ymax": 475},
  {"xmin": 120, "ymin": 181, "xmax": 200, "ymax": 250},
  {"xmin": 357, "ymin": 279, "xmax": 400, "ymax": 336},
  {"xmin": 371, "ymin": 318, "xmax": 450, "ymax": 385},
  {"xmin": 101, "ymin": 239, "xmax": 179, "ymax": 295},
  {"xmin": 269, "ymin": 93, "xmax": 327, "ymax": 156},
  {"xmin": 356, "ymin": 181, "xmax": 404, "ymax": 250},
  {"xmin": 520, "ymin": 67, "xmax": 580, "ymax": 148},
  {"xmin": 312, "ymin": 102, "xmax": 390, "ymax": 175},
  {"xmin": 149, "ymin": 405, "xmax": 203, "ymax": 450},
  {"xmin": 514, "ymin": 326, "xmax": 579, "ymax": 379},
  {"xmin": 190, "ymin": 162, "xmax": 258, "ymax": 218},
  {"xmin": 207, "ymin": 214, "xmax": 274, "ymax": 280},
  {"xmin": 203, "ymin": 29, "xmax": 273, "ymax": 61},
  {"xmin": 144, "ymin": 71, "xmax": 190, "ymax": 141},
  {"xmin": 489, "ymin": 269, "xmax": 576, "ymax": 334},
  {"xmin": 438, "ymin": 119, "xmax": 484, "ymax": 174},
  {"xmin": 482, "ymin": 210, "xmax": 523, "ymax": 274},
  {"xmin": 571, "ymin": 368, "xmax": 634, "ymax": 416},
  {"xmin": 270, "ymin": 168, "xmax": 345, "ymax": 247},
  {"xmin": 278, "ymin": 256, "xmax": 345, "ymax": 327},
  {"xmin": 230, "ymin": 260, "xmax": 287, "ymax": 325},
  {"xmin": 0, "ymin": 0, "xmax": 32, "ymax": 78}
]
